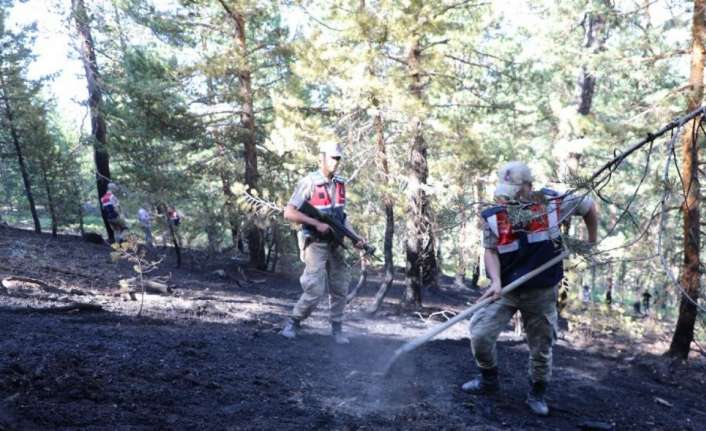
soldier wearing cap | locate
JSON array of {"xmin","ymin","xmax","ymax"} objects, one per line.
[
  {"xmin": 462, "ymin": 161, "xmax": 598, "ymax": 416},
  {"xmin": 280, "ymin": 142, "xmax": 367, "ymax": 344}
]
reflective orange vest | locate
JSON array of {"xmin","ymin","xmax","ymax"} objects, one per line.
[
  {"xmin": 301, "ymin": 171, "xmax": 347, "ymax": 239},
  {"xmin": 481, "ymin": 189, "xmax": 564, "ymax": 289}
]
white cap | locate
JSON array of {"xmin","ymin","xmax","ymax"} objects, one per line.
[
  {"xmin": 319, "ymin": 141, "xmax": 343, "ymax": 157},
  {"xmin": 107, "ymin": 182, "xmax": 118, "ymax": 192},
  {"xmin": 494, "ymin": 161, "xmax": 533, "ymax": 198}
]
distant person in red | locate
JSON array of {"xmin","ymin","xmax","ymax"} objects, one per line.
[
  {"xmin": 167, "ymin": 207, "xmax": 181, "ymax": 228},
  {"xmin": 164, "ymin": 206, "xmax": 182, "ymax": 247},
  {"xmin": 100, "ymin": 182, "xmax": 128, "ymax": 243}
]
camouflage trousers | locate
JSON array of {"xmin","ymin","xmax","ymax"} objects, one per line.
[
  {"xmin": 469, "ymin": 286, "xmax": 558, "ymax": 383},
  {"xmin": 292, "ymin": 241, "xmax": 350, "ymax": 324}
]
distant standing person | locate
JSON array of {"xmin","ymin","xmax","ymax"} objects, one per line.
[
  {"xmin": 642, "ymin": 290, "xmax": 653, "ymax": 314},
  {"xmin": 463, "ymin": 161, "xmax": 598, "ymax": 416},
  {"xmin": 137, "ymin": 206, "xmax": 153, "ymax": 247},
  {"xmin": 101, "ymin": 182, "xmax": 128, "ymax": 243},
  {"xmin": 167, "ymin": 207, "xmax": 181, "ymax": 228},
  {"xmin": 280, "ymin": 142, "xmax": 368, "ymax": 344},
  {"xmin": 582, "ymin": 285, "xmax": 591, "ymax": 304},
  {"xmin": 163, "ymin": 206, "xmax": 182, "ymax": 246}
]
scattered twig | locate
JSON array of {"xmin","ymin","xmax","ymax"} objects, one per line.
[{"xmin": 415, "ymin": 309, "xmax": 458, "ymax": 324}]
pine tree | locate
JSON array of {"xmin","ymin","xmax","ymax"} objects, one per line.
[
  {"xmin": 668, "ymin": 0, "xmax": 705, "ymax": 359},
  {"xmin": 0, "ymin": 3, "xmax": 42, "ymax": 233},
  {"xmin": 72, "ymin": 0, "xmax": 114, "ymax": 241}
]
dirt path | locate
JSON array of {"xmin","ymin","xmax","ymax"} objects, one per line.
[{"xmin": 0, "ymin": 226, "xmax": 704, "ymax": 430}]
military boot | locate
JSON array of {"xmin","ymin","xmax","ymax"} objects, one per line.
[
  {"xmin": 280, "ymin": 318, "xmax": 300, "ymax": 339},
  {"xmin": 461, "ymin": 367, "xmax": 499, "ymax": 394},
  {"xmin": 331, "ymin": 322, "xmax": 350, "ymax": 344},
  {"xmin": 526, "ymin": 381, "xmax": 549, "ymax": 416}
]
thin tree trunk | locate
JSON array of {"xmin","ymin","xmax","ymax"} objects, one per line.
[
  {"xmin": 605, "ymin": 205, "xmax": 617, "ymax": 305},
  {"xmin": 668, "ymin": 0, "xmax": 705, "ymax": 359},
  {"xmin": 72, "ymin": 0, "xmax": 113, "ymax": 242},
  {"xmin": 404, "ymin": 37, "xmax": 438, "ymax": 309},
  {"xmin": 78, "ymin": 202, "xmax": 85, "ymax": 236},
  {"xmin": 219, "ymin": 0, "xmax": 266, "ymax": 270},
  {"xmin": 0, "ymin": 83, "xmax": 41, "ymax": 233},
  {"xmin": 368, "ymin": 110, "xmax": 395, "ymax": 314},
  {"xmin": 605, "ymin": 266, "xmax": 613, "ymax": 305},
  {"xmin": 40, "ymin": 165, "xmax": 58, "ymax": 237},
  {"xmin": 577, "ymin": 3, "xmax": 609, "ymax": 115},
  {"xmin": 270, "ymin": 226, "xmax": 280, "ymax": 272},
  {"xmin": 73, "ymin": 176, "xmax": 85, "ymax": 235},
  {"xmin": 454, "ymin": 182, "xmax": 468, "ymax": 288},
  {"xmin": 159, "ymin": 203, "xmax": 182, "ymax": 268}
]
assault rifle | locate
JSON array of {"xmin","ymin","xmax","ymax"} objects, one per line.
[{"xmin": 298, "ymin": 201, "xmax": 377, "ymax": 258}]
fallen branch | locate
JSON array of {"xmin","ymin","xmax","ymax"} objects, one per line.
[
  {"xmin": 118, "ymin": 277, "xmax": 171, "ymax": 294},
  {"xmin": 2, "ymin": 275, "xmax": 50, "ymax": 289},
  {"xmin": 2, "ymin": 276, "xmax": 65, "ymax": 295},
  {"xmin": 415, "ymin": 310, "xmax": 458, "ymax": 324},
  {"xmin": 13, "ymin": 302, "xmax": 104, "ymax": 314},
  {"xmin": 37, "ymin": 264, "xmax": 96, "ymax": 279},
  {"xmin": 37, "ymin": 303, "xmax": 103, "ymax": 313}
]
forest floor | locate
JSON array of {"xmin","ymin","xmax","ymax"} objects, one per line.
[{"xmin": 0, "ymin": 224, "xmax": 705, "ymax": 431}]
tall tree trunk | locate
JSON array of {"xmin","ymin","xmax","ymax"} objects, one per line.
[
  {"xmin": 454, "ymin": 177, "xmax": 482, "ymax": 288},
  {"xmin": 0, "ymin": 82, "xmax": 41, "ymax": 233},
  {"xmin": 454, "ymin": 182, "xmax": 469, "ymax": 288},
  {"xmin": 577, "ymin": 3, "xmax": 609, "ymax": 115},
  {"xmin": 219, "ymin": 0, "xmax": 266, "ymax": 270},
  {"xmin": 216, "ymin": 140, "xmax": 243, "ymax": 251},
  {"xmin": 40, "ymin": 165, "xmax": 58, "ymax": 237},
  {"xmin": 668, "ymin": 0, "xmax": 705, "ymax": 359},
  {"xmin": 158, "ymin": 203, "xmax": 182, "ymax": 268},
  {"xmin": 72, "ymin": 0, "xmax": 113, "ymax": 242},
  {"xmin": 368, "ymin": 110, "xmax": 396, "ymax": 314},
  {"xmin": 403, "ymin": 38, "xmax": 438, "ymax": 309},
  {"xmin": 270, "ymin": 226, "xmax": 280, "ymax": 272},
  {"xmin": 73, "ymin": 176, "xmax": 85, "ymax": 236},
  {"xmin": 604, "ymin": 205, "xmax": 617, "ymax": 305}
]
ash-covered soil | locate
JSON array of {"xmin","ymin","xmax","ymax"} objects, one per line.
[{"xmin": 0, "ymin": 225, "xmax": 704, "ymax": 430}]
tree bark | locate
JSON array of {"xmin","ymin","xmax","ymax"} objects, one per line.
[
  {"xmin": 216, "ymin": 140, "xmax": 243, "ymax": 251},
  {"xmin": 604, "ymin": 205, "xmax": 617, "ymax": 305},
  {"xmin": 0, "ymin": 82, "xmax": 41, "ymax": 233},
  {"xmin": 158, "ymin": 203, "xmax": 182, "ymax": 268},
  {"xmin": 667, "ymin": 0, "xmax": 705, "ymax": 359},
  {"xmin": 40, "ymin": 165, "xmax": 58, "ymax": 237},
  {"xmin": 368, "ymin": 110, "xmax": 396, "ymax": 314},
  {"xmin": 403, "ymin": 38, "xmax": 438, "ymax": 309},
  {"xmin": 219, "ymin": 0, "xmax": 266, "ymax": 270},
  {"xmin": 577, "ymin": 3, "xmax": 609, "ymax": 115},
  {"xmin": 72, "ymin": 0, "xmax": 113, "ymax": 242},
  {"xmin": 454, "ymin": 182, "xmax": 468, "ymax": 288}
]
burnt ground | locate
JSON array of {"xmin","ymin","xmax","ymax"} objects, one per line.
[{"xmin": 0, "ymin": 225, "xmax": 704, "ymax": 431}]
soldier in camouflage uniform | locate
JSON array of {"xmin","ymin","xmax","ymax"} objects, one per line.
[
  {"xmin": 280, "ymin": 142, "xmax": 367, "ymax": 344},
  {"xmin": 463, "ymin": 161, "xmax": 598, "ymax": 416}
]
